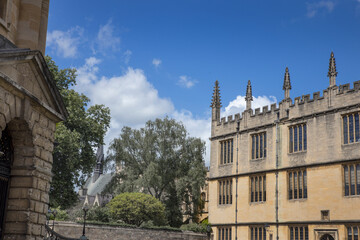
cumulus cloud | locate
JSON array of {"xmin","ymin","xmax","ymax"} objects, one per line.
[
  {"xmin": 306, "ymin": 1, "xmax": 335, "ymax": 18},
  {"xmin": 74, "ymin": 58, "xmax": 276, "ymax": 166},
  {"xmin": 178, "ymin": 75, "xmax": 197, "ymax": 88},
  {"xmin": 94, "ymin": 20, "xmax": 121, "ymax": 54},
  {"xmin": 152, "ymin": 58, "xmax": 162, "ymax": 68},
  {"xmin": 46, "ymin": 26, "xmax": 83, "ymax": 58},
  {"xmin": 223, "ymin": 95, "xmax": 277, "ymax": 117},
  {"xmin": 75, "ymin": 58, "xmax": 174, "ymax": 148}
]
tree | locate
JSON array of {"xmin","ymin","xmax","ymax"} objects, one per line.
[
  {"xmin": 106, "ymin": 117, "xmax": 207, "ymax": 227},
  {"xmin": 46, "ymin": 56, "xmax": 111, "ymax": 208},
  {"xmin": 107, "ymin": 192, "xmax": 166, "ymax": 226}
]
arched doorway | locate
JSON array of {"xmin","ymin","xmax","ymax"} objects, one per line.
[
  {"xmin": 0, "ymin": 128, "xmax": 13, "ymax": 239},
  {"xmin": 320, "ymin": 234, "xmax": 335, "ymax": 240}
]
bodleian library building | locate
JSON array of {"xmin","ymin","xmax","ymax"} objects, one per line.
[{"xmin": 208, "ymin": 53, "xmax": 360, "ymax": 240}]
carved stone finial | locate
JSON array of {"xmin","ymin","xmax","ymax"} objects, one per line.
[
  {"xmin": 283, "ymin": 67, "xmax": 291, "ymax": 99},
  {"xmin": 211, "ymin": 80, "xmax": 221, "ymax": 108},
  {"xmin": 211, "ymin": 80, "xmax": 222, "ymax": 121},
  {"xmin": 245, "ymin": 80, "xmax": 253, "ymax": 110},
  {"xmin": 328, "ymin": 51, "xmax": 337, "ymax": 87}
]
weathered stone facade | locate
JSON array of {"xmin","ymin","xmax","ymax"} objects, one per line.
[
  {"xmin": 0, "ymin": 1, "xmax": 67, "ymax": 239},
  {"xmin": 208, "ymin": 53, "xmax": 360, "ymax": 240}
]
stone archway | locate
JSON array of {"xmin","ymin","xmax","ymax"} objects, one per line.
[{"xmin": 320, "ymin": 234, "xmax": 335, "ymax": 240}]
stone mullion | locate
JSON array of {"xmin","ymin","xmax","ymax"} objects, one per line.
[
  {"xmin": 349, "ymin": 165, "xmax": 352, "ymax": 195},
  {"xmin": 355, "ymin": 164, "xmax": 358, "ymax": 195},
  {"xmin": 353, "ymin": 113, "xmax": 356, "ymax": 143},
  {"xmin": 348, "ymin": 116, "xmax": 351, "ymax": 144}
]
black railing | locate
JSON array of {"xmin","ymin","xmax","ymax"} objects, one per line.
[
  {"xmin": 44, "ymin": 208, "xmax": 88, "ymax": 240},
  {"xmin": 43, "ymin": 224, "xmax": 80, "ymax": 240}
]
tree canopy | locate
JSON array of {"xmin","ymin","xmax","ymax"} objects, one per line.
[
  {"xmin": 107, "ymin": 192, "xmax": 166, "ymax": 226},
  {"xmin": 46, "ymin": 56, "xmax": 111, "ymax": 208},
  {"xmin": 105, "ymin": 117, "xmax": 206, "ymax": 227}
]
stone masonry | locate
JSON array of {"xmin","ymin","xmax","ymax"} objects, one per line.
[{"xmin": 0, "ymin": 1, "xmax": 67, "ymax": 239}]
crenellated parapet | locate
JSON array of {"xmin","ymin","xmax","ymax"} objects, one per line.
[{"xmin": 212, "ymin": 80, "xmax": 360, "ymax": 138}]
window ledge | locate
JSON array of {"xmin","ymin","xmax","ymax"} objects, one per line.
[
  {"xmin": 218, "ymin": 204, "xmax": 233, "ymax": 207},
  {"xmin": 219, "ymin": 163, "xmax": 233, "ymax": 167},
  {"xmin": 343, "ymin": 195, "xmax": 360, "ymax": 199},
  {"xmin": 288, "ymin": 198, "xmax": 307, "ymax": 202},
  {"xmin": 342, "ymin": 141, "xmax": 360, "ymax": 147},
  {"xmin": 249, "ymin": 201, "xmax": 266, "ymax": 205},
  {"xmin": 288, "ymin": 151, "xmax": 307, "ymax": 155},
  {"xmin": 250, "ymin": 157, "xmax": 266, "ymax": 161}
]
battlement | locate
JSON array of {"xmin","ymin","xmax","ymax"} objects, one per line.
[{"xmin": 214, "ymin": 80, "xmax": 360, "ymax": 135}]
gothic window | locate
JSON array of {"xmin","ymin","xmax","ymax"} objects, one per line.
[
  {"xmin": 288, "ymin": 169, "xmax": 307, "ymax": 200},
  {"xmin": 219, "ymin": 179, "xmax": 232, "ymax": 205},
  {"xmin": 251, "ymin": 132, "xmax": 266, "ymax": 159},
  {"xmin": 218, "ymin": 227, "xmax": 232, "ymax": 240},
  {"xmin": 220, "ymin": 139, "xmax": 233, "ymax": 165},
  {"xmin": 250, "ymin": 226, "xmax": 266, "ymax": 240},
  {"xmin": 250, "ymin": 175, "xmax": 266, "ymax": 203},
  {"xmin": 347, "ymin": 226, "xmax": 359, "ymax": 240},
  {"xmin": 289, "ymin": 226, "xmax": 308, "ymax": 240},
  {"xmin": 289, "ymin": 124, "xmax": 307, "ymax": 153},
  {"xmin": 344, "ymin": 163, "xmax": 360, "ymax": 196},
  {"xmin": 343, "ymin": 113, "xmax": 360, "ymax": 144}
]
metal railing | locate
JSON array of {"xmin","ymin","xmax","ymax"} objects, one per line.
[
  {"xmin": 44, "ymin": 208, "xmax": 89, "ymax": 240},
  {"xmin": 44, "ymin": 224, "xmax": 80, "ymax": 240}
]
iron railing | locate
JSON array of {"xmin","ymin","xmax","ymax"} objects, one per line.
[{"xmin": 43, "ymin": 224, "xmax": 81, "ymax": 240}]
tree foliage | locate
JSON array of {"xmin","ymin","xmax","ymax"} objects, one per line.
[
  {"xmin": 46, "ymin": 56, "xmax": 111, "ymax": 208},
  {"xmin": 106, "ymin": 118, "xmax": 207, "ymax": 227},
  {"xmin": 107, "ymin": 192, "xmax": 166, "ymax": 226}
]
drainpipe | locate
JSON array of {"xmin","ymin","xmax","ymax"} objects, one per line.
[
  {"xmin": 235, "ymin": 120, "xmax": 240, "ymax": 240},
  {"xmin": 275, "ymin": 113, "xmax": 280, "ymax": 240}
]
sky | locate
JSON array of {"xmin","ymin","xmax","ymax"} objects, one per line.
[{"xmin": 46, "ymin": 0, "xmax": 360, "ymax": 165}]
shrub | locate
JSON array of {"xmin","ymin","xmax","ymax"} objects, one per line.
[
  {"xmin": 107, "ymin": 192, "xmax": 166, "ymax": 226},
  {"xmin": 47, "ymin": 207, "xmax": 69, "ymax": 221},
  {"xmin": 86, "ymin": 206, "xmax": 110, "ymax": 222}
]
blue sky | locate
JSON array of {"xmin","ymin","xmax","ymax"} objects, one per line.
[{"xmin": 46, "ymin": 0, "xmax": 360, "ymax": 164}]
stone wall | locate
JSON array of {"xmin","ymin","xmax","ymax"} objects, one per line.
[
  {"xmin": 52, "ymin": 221, "xmax": 209, "ymax": 240},
  {"xmin": 0, "ymin": 47, "xmax": 67, "ymax": 239}
]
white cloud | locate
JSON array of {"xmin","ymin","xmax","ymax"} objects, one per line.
[
  {"xmin": 94, "ymin": 20, "xmax": 121, "ymax": 54},
  {"xmin": 223, "ymin": 95, "xmax": 277, "ymax": 117},
  {"xmin": 178, "ymin": 75, "xmax": 197, "ymax": 88},
  {"xmin": 74, "ymin": 58, "xmax": 174, "ymax": 150},
  {"xmin": 306, "ymin": 1, "xmax": 335, "ymax": 18},
  {"xmin": 46, "ymin": 26, "xmax": 83, "ymax": 58},
  {"xmin": 123, "ymin": 50, "xmax": 132, "ymax": 64},
  {"xmin": 152, "ymin": 58, "xmax": 162, "ymax": 68},
  {"xmin": 75, "ymin": 58, "xmax": 276, "ymax": 167}
]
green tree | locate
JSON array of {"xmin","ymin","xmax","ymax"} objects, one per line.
[
  {"xmin": 107, "ymin": 192, "xmax": 166, "ymax": 226},
  {"xmin": 46, "ymin": 56, "xmax": 111, "ymax": 208},
  {"xmin": 106, "ymin": 117, "xmax": 206, "ymax": 227}
]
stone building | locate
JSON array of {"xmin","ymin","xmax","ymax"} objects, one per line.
[
  {"xmin": 0, "ymin": 1, "xmax": 67, "ymax": 239},
  {"xmin": 208, "ymin": 53, "xmax": 360, "ymax": 240},
  {"xmin": 78, "ymin": 146, "xmax": 114, "ymax": 207}
]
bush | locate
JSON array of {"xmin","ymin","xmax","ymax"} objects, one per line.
[
  {"xmin": 180, "ymin": 221, "xmax": 211, "ymax": 233},
  {"xmin": 86, "ymin": 206, "xmax": 111, "ymax": 222},
  {"xmin": 47, "ymin": 207, "xmax": 69, "ymax": 221},
  {"xmin": 107, "ymin": 192, "xmax": 166, "ymax": 226}
]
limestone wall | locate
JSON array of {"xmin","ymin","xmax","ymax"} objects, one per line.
[
  {"xmin": 0, "ymin": 0, "xmax": 50, "ymax": 55},
  {"xmin": 52, "ymin": 222, "xmax": 208, "ymax": 240}
]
